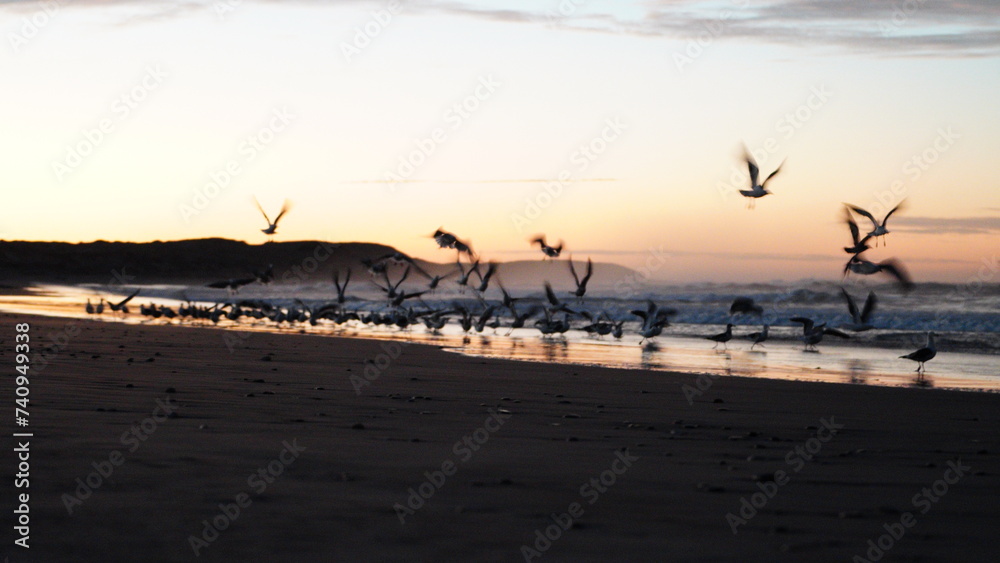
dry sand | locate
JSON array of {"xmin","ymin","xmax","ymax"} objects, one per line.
[{"xmin": 6, "ymin": 313, "xmax": 1000, "ymax": 562}]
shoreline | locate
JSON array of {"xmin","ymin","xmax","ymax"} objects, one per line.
[
  {"xmin": 13, "ymin": 293, "xmax": 998, "ymax": 393},
  {"xmin": 10, "ymin": 312, "xmax": 1000, "ymax": 561}
]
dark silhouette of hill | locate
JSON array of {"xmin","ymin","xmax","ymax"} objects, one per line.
[{"xmin": 0, "ymin": 239, "xmax": 640, "ymax": 290}]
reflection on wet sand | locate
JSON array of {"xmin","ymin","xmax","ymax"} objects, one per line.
[{"xmin": 1, "ymin": 285, "xmax": 995, "ymax": 392}]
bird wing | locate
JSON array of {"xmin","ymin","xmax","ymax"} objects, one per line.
[
  {"xmin": 879, "ymin": 259, "xmax": 914, "ymax": 291},
  {"xmin": 568, "ymin": 257, "xmax": 581, "ymax": 286},
  {"xmin": 883, "ymin": 199, "xmax": 905, "ymax": 226},
  {"xmin": 544, "ymin": 282, "xmax": 560, "ymax": 305},
  {"xmin": 823, "ymin": 327, "xmax": 852, "ymax": 339},
  {"xmin": 789, "ymin": 316, "xmax": 815, "ymax": 333},
  {"xmin": 207, "ymin": 280, "xmax": 229, "ymax": 289},
  {"xmin": 861, "ymin": 292, "xmax": 877, "ymax": 323},
  {"xmin": 581, "ymin": 257, "xmax": 594, "ymax": 284},
  {"xmin": 744, "ymin": 153, "xmax": 759, "ymax": 187},
  {"xmin": 253, "ymin": 196, "xmax": 271, "ymax": 224},
  {"xmin": 761, "ymin": 161, "xmax": 783, "ymax": 187},
  {"xmin": 273, "ymin": 199, "xmax": 291, "ymax": 225},
  {"xmin": 844, "ymin": 208, "xmax": 861, "ymax": 244},
  {"xmin": 847, "ymin": 205, "xmax": 878, "ymax": 229},
  {"xmin": 840, "ymin": 288, "xmax": 859, "ymax": 321}
]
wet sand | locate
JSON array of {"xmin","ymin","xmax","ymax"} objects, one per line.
[{"xmin": 9, "ymin": 313, "xmax": 1000, "ymax": 562}]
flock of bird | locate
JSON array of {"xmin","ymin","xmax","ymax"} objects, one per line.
[{"xmin": 83, "ymin": 158, "xmax": 939, "ymax": 375}]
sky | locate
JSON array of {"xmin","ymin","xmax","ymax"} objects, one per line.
[{"xmin": 1, "ymin": 0, "xmax": 998, "ymax": 282}]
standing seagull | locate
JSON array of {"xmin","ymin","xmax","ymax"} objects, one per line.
[
  {"xmin": 254, "ymin": 197, "xmax": 291, "ymax": 240},
  {"xmin": 568, "ymin": 256, "xmax": 593, "ymax": 300},
  {"xmin": 900, "ymin": 332, "xmax": 937, "ymax": 374},
  {"xmin": 739, "ymin": 150, "xmax": 783, "ymax": 209},
  {"xmin": 706, "ymin": 324, "xmax": 734, "ymax": 349},
  {"xmin": 747, "ymin": 324, "xmax": 769, "ymax": 350},
  {"xmin": 531, "ymin": 235, "xmax": 563, "ymax": 259},
  {"xmin": 846, "ymin": 201, "xmax": 904, "ymax": 247}
]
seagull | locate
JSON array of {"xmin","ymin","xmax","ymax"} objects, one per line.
[
  {"xmin": 844, "ymin": 255, "xmax": 914, "ymax": 291},
  {"xmin": 543, "ymin": 282, "xmax": 577, "ymax": 315},
  {"xmin": 790, "ymin": 316, "xmax": 851, "ymax": 351},
  {"xmin": 739, "ymin": 150, "xmax": 783, "ymax": 209},
  {"xmin": 427, "ymin": 268, "xmax": 459, "ymax": 291},
  {"xmin": 900, "ymin": 331, "xmax": 937, "ymax": 374},
  {"xmin": 842, "ymin": 208, "xmax": 873, "ymax": 256},
  {"xmin": 372, "ymin": 251, "xmax": 432, "ymax": 279},
  {"xmin": 568, "ymin": 256, "xmax": 593, "ymax": 299},
  {"xmin": 372, "ymin": 265, "xmax": 410, "ymax": 300},
  {"xmin": 746, "ymin": 324, "xmax": 769, "ymax": 350},
  {"xmin": 630, "ymin": 301, "xmax": 678, "ymax": 334},
  {"xmin": 729, "ymin": 297, "xmax": 763, "ymax": 316},
  {"xmin": 254, "ymin": 197, "xmax": 291, "ymax": 239},
  {"xmin": 106, "ymin": 289, "xmax": 140, "ymax": 315},
  {"xmin": 85, "ymin": 299, "xmax": 95, "ymax": 314},
  {"xmin": 333, "ymin": 268, "xmax": 351, "ymax": 304},
  {"xmin": 207, "ymin": 277, "xmax": 256, "ymax": 294},
  {"xmin": 475, "ymin": 261, "xmax": 498, "ymax": 293},
  {"xmin": 455, "ymin": 259, "xmax": 480, "ymax": 290},
  {"xmin": 840, "ymin": 288, "xmax": 877, "ymax": 332},
  {"xmin": 431, "ymin": 228, "xmax": 475, "ymax": 260},
  {"xmin": 253, "ymin": 264, "xmax": 275, "ymax": 284},
  {"xmin": 95, "ymin": 299, "xmax": 104, "ymax": 314},
  {"xmin": 531, "ymin": 235, "xmax": 563, "ymax": 259},
  {"xmin": 706, "ymin": 324, "xmax": 734, "ymax": 349},
  {"xmin": 846, "ymin": 200, "xmax": 905, "ymax": 247}
]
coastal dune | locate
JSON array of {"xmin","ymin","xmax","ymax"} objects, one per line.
[{"xmin": 15, "ymin": 313, "xmax": 1000, "ymax": 562}]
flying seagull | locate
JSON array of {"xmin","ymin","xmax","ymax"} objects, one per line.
[
  {"xmin": 254, "ymin": 197, "xmax": 291, "ymax": 239},
  {"xmin": 739, "ymin": 150, "xmax": 783, "ymax": 209},
  {"xmin": 531, "ymin": 235, "xmax": 563, "ymax": 259},
  {"xmin": 846, "ymin": 200, "xmax": 905, "ymax": 247}
]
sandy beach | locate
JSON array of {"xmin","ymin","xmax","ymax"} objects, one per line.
[{"xmin": 4, "ymin": 312, "xmax": 997, "ymax": 562}]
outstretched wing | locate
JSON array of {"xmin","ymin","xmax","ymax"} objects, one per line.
[
  {"xmin": 861, "ymin": 292, "xmax": 877, "ymax": 323},
  {"xmin": 883, "ymin": 199, "xmax": 905, "ymax": 227},
  {"xmin": 273, "ymin": 199, "xmax": 291, "ymax": 226},
  {"xmin": 744, "ymin": 151, "xmax": 759, "ymax": 187},
  {"xmin": 847, "ymin": 205, "xmax": 878, "ymax": 229},
  {"xmin": 761, "ymin": 160, "xmax": 783, "ymax": 188},
  {"xmin": 840, "ymin": 288, "xmax": 859, "ymax": 321},
  {"xmin": 253, "ymin": 196, "xmax": 271, "ymax": 224}
]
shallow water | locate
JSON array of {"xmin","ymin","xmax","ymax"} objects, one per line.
[{"xmin": 4, "ymin": 284, "xmax": 997, "ymax": 393}]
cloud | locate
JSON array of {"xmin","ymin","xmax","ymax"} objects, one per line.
[
  {"xmin": 892, "ymin": 216, "xmax": 1000, "ymax": 235},
  {"xmin": 2, "ymin": 0, "xmax": 998, "ymax": 56}
]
